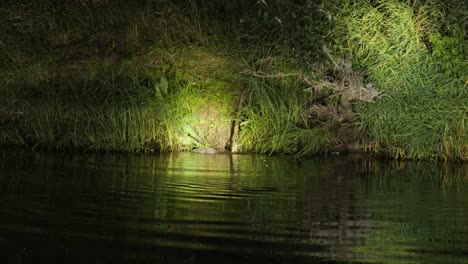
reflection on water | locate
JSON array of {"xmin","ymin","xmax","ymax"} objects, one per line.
[{"xmin": 0, "ymin": 150, "xmax": 467, "ymax": 263}]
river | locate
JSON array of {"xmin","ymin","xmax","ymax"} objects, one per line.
[{"xmin": 0, "ymin": 150, "xmax": 467, "ymax": 263}]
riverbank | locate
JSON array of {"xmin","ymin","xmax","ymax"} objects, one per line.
[{"xmin": 0, "ymin": 0, "xmax": 466, "ymax": 160}]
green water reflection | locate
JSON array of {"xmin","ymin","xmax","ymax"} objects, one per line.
[{"xmin": 0, "ymin": 150, "xmax": 467, "ymax": 263}]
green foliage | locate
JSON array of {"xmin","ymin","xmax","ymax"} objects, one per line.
[
  {"xmin": 173, "ymin": 0, "xmax": 334, "ymax": 58},
  {"xmin": 428, "ymin": 28, "xmax": 466, "ymax": 78},
  {"xmin": 146, "ymin": 76, "xmax": 205, "ymax": 151},
  {"xmin": 0, "ymin": 69, "xmax": 151, "ymax": 151},
  {"xmin": 0, "ymin": 71, "xmax": 194, "ymax": 152},
  {"xmin": 239, "ymin": 77, "xmax": 330, "ymax": 156},
  {"xmin": 0, "ymin": 44, "xmax": 241, "ymax": 152},
  {"xmin": 0, "ymin": 0, "xmax": 466, "ymax": 160},
  {"xmin": 332, "ymin": 0, "xmax": 467, "ymax": 160},
  {"xmin": 233, "ymin": 0, "xmax": 333, "ymax": 57}
]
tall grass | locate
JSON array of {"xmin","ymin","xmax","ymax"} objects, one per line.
[
  {"xmin": 239, "ymin": 77, "xmax": 330, "ymax": 156},
  {"xmin": 145, "ymin": 75, "xmax": 207, "ymax": 151},
  {"xmin": 332, "ymin": 0, "xmax": 467, "ymax": 160},
  {"xmin": 0, "ymin": 0, "xmax": 242, "ymax": 153},
  {"xmin": 1, "ymin": 70, "xmax": 146, "ymax": 151},
  {"xmin": 0, "ymin": 64, "xmax": 205, "ymax": 152},
  {"xmin": 0, "ymin": 45, "xmax": 242, "ymax": 152}
]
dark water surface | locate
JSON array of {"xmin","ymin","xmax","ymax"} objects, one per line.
[{"xmin": 0, "ymin": 150, "xmax": 467, "ymax": 263}]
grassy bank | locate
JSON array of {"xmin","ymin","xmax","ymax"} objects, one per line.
[
  {"xmin": 0, "ymin": 0, "xmax": 245, "ymax": 152},
  {"xmin": 0, "ymin": 45, "xmax": 243, "ymax": 152},
  {"xmin": 0, "ymin": 0, "xmax": 466, "ymax": 160}
]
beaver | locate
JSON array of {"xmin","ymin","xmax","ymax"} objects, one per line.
[{"xmin": 191, "ymin": 147, "xmax": 218, "ymax": 154}]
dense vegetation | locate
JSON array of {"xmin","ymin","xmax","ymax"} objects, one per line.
[{"xmin": 0, "ymin": 0, "xmax": 466, "ymax": 160}]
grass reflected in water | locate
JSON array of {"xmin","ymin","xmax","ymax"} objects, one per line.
[{"xmin": 0, "ymin": 150, "xmax": 467, "ymax": 263}]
